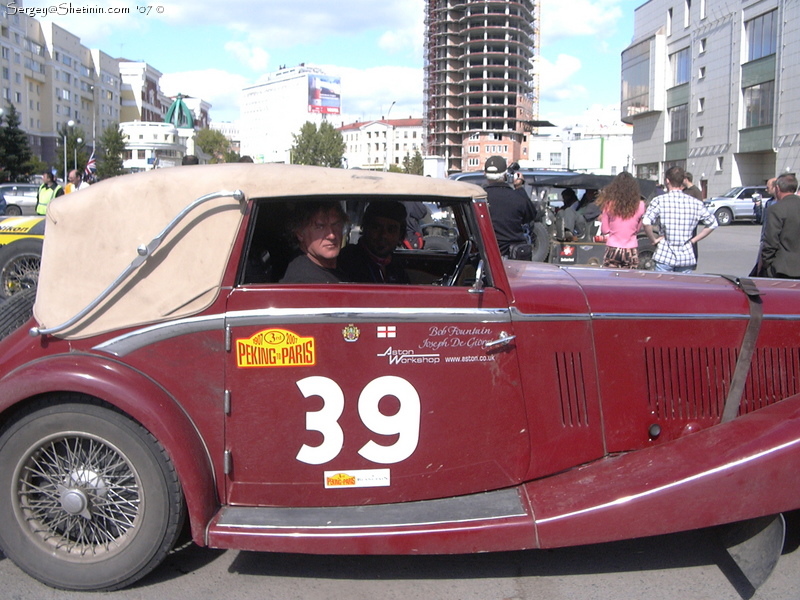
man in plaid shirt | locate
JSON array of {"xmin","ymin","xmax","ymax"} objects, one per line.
[{"xmin": 643, "ymin": 166, "xmax": 718, "ymax": 273}]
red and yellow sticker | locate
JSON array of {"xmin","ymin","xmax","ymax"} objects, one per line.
[{"xmin": 236, "ymin": 328, "xmax": 315, "ymax": 368}]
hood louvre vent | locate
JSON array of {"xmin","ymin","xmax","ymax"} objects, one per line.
[
  {"xmin": 741, "ymin": 347, "xmax": 800, "ymax": 414},
  {"xmin": 555, "ymin": 351, "xmax": 589, "ymax": 427},
  {"xmin": 645, "ymin": 346, "xmax": 798, "ymax": 421},
  {"xmin": 645, "ymin": 347, "xmax": 732, "ymax": 421}
]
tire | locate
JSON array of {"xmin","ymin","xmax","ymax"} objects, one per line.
[
  {"xmin": 0, "ymin": 286, "xmax": 35, "ymax": 340},
  {"xmin": 0, "ymin": 238, "xmax": 43, "ymax": 298},
  {"xmin": 638, "ymin": 248, "xmax": 656, "ymax": 271},
  {"xmin": 715, "ymin": 207, "xmax": 733, "ymax": 226},
  {"xmin": 0, "ymin": 399, "xmax": 185, "ymax": 591},
  {"xmin": 4, "ymin": 204, "xmax": 22, "ymax": 216},
  {"xmin": 530, "ymin": 222, "xmax": 550, "ymax": 262}
]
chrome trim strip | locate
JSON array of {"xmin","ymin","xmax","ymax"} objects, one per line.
[
  {"xmin": 94, "ymin": 307, "xmax": 511, "ymax": 357},
  {"xmin": 591, "ymin": 313, "xmax": 750, "ymax": 321},
  {"xmin": 224, "ymin": 306, "xmax": 510, "ymax": 328},
  {"xmin": 93, "ymin": 313, "xmax": 225, "ymax": 356},
  {"xmin": 94, "ymin": 305, "xmax": 800, "ymax": 357}
]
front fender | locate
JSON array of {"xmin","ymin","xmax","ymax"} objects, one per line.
[{"xmin": 0, "ymin": 352, "xmax": 217, "ymax": 544}]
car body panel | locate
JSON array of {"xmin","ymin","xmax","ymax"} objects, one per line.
[{"xmin": 2, "ymin": 164, "xmax": 800, "ymax": 588}]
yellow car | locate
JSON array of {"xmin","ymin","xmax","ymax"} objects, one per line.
[{"xmin": 0, "ymin": 216, "xmax": 44, "ymax": 297}]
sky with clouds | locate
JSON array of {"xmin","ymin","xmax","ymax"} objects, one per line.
[{"xmin": 35, "ymin": 0, "xmax": 641, "ymax": 128}]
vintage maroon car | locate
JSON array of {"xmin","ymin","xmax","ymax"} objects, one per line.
[{"xmin": 0, "ymin": 164, "xmax": 797, "ymax": 591}]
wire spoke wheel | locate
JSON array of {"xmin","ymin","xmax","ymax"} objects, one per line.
[
  {"xmin": 0, "ymin": 401, "xmax": 184, "ymax": 591},
  {"xmin": 2, "ymin": 252, "xmax": 40, "ymax": 296},
  {"xmin": 16, "ymin": 433, "xmax": 142, "ymax": 558}
]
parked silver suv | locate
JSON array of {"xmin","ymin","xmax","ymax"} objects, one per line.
[
  {"xmin": 0, "ymin": 183, "xmax": 39, "ymax": 216},
  {"xmin": 704, "ymin": 186, "xmax": 770, "ymax": 225}
]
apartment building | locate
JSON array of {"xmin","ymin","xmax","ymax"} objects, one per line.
[
  {"xmin": 0, "ymin": 8, "xmax": 210, "ymax": 173},
  {"xmin": 339, "ymin": 118, "xmax": 423, "ymax": 170},
  {"xmin": 622, "ymin": 0, "xmax": 797, "ymax": 197},
  {"xmin": 423, "ymin": 0, "xmax": 538, "ymax": 174}
]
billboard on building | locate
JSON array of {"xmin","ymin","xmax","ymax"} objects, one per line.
[{"xmin": 308, "ymin": 75, "xmax": 341, "ymax": 114}]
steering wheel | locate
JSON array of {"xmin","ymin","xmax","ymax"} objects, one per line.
[{"xmin": 444, "ymin": 239, "xmax": 474, "ymax": 286}]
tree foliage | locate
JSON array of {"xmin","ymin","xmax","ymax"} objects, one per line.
[
  {"xmin": 403, "ymin": 150, "xmax": 424, "ymax": 176},
  {"xmin": 0, "ymin": 103, "xmax": 33, "ymax": 182},
  {"xmin": 96, "ymin": 122, "xmax": 127, "ymax": 180},
  {"xmin": 291, "ymin": 121, "xmax": 346, "ymax": 168},
  {"xmin": 195, "ymin": 128, "xmax": 230, "ymax": 164}
]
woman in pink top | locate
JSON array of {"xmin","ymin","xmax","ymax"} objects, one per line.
[{"xmin": 596, "ymin": 171, "xmax": 646, "ymax": 269}]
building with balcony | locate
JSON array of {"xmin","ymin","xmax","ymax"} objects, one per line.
[
  {"xmin": 339, "ymin": 118, "xmax": 423, "ymax": 170},
  {"xmin": 621, "ymin": 0, "xmax": 797, "ymax": 198},
  {"xmin": 424, "ymin": 0, "xmax": 538, "ymax": 174},
  {"xmin": 120, "ymin": 121, "xmax": 184, "ymax": 171}
]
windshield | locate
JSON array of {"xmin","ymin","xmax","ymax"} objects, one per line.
[{"xmin": 721, "ymin": 187, "xmax": 745, "ymax": 198}]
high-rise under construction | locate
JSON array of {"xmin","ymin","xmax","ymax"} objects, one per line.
[{"xmin": 423, "ymin": 0, "xmax": 538, "ymax": 174}]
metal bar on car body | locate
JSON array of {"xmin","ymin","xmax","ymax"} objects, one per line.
[{"xmin": 30, "ymin": 189, "xmax": 246, "ymax": 337}]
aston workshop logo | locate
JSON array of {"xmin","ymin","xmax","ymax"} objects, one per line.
[{"xmin": 236, "ymin": 328, "xmax": 315, "ymax": 367}]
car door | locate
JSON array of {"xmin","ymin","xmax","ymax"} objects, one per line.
[{"xmin": 222, "ymin": 199, "xmax": 530, "ymax": 508}]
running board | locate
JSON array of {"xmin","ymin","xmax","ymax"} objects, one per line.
[{"xmin": 206, "ymin": 487, "xmax": 538, "ymax": 555}]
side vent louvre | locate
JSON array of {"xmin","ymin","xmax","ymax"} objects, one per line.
[
  {"xmin": 645, "ymin": 346, "xmax": 799, "ymax": 421},
  {"xmin": 741, "ymin": 347, "xmax": 800, "ymax": 414},
  {"xmin": 645, "ymin": 347, "xmax": 734, "ymax": 421},
  {"xmin": 555, "ymin": 351, "xmax": 589, "ymax": 427}
]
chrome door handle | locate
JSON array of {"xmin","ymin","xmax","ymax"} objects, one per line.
[{"xmin": 484, "ymin": 331, "xmax": 516, "ymax": 350}]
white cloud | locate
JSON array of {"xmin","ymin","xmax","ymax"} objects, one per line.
[
  {"xmin": 223, "ymin": 42, "xmax": 270, "ymax": 72},
  {"xmin": 321, "ymin": 65, "xmax": 423, "ymax": 124},
  {"xmin": 537, "ymin": 54, "xmax": 585, "ymax": 102},
  {"xmin": 539, "ymin": 0, "xmax": 625, "ymax": 44}
]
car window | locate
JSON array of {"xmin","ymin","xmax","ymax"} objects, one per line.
[{"xmin": 240, "ymin": 197, "xmax": 482, "ymax": 287}]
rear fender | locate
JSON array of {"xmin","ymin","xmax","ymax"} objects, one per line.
[
  {"xmin": 0, "ymin": 353, "xmax": 217, "ymax": 544},
  {"xmin": 527, "ymin": 394, "xmax": 800, "ymax": 548}
]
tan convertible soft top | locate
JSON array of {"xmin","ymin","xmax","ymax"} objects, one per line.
[{"xmin": 34, "ymin": 163, "xmax": 485, "ymax": 339}]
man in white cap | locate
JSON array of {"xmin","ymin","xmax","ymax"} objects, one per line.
[{"xmin": 483, "ymin": 155, "xmax": 536, "ymax": 258}]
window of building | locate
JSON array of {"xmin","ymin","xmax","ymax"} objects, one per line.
[
  {"xmin": 697, "ymin": 97, "xmax": 705, "ymax": 112},
  {"xmin": 669, "ymin": 104, "xmax": 688, "ymax": 141},
  {"xmin": 698, "ymin": 66, "xmax": 706, "ymax": 79},
  {"xmin": 667, "ymin": 8, "xmax": 673, "ymax": 36},
  {"xmin": 716, "ymin": 157, "xmax": 724, "ymax": 172},
  {"xmin": 467, "ymin": 157, "xmax": 480, "ymax": 168},
  {"xmin": 671, "ymin": 47, "xmax": 691, "ymax": 86},
  {"xmin": 700, "ymin": 0, "xmax": 706, "ymax": 19},
  {"xmin": 684, "ymin": 0, "xmax": 691, "ymax": 28},
  {"xmin": 621, "ymin": 38, "xmax": 651, "ymax": 118},
  {"xmin": 699, "ymin": 38, "xmax": 706, "ymax": 54},
  {"xmin": 746, "ymin": 11, "xmax": 777, "ymax": 62},
  {"xmin": 549, "ymin": 152, "xmax": 561, "ymax": 166},
  {"xmin": 697, "ymin": 126, "xmax": 704, "ymax": 139},
  {"xmin": 743, "ymin": 80, "xmax": 774, "ymax": 128}
]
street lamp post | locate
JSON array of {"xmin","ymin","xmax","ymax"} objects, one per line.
[
  {"xmin": 383, "ymin": 101, "xmax": 395, "ymax": 172},
  {"xmin": 74, "ymin": 137, "xmax": 82, "ymax": 171},
  {"xmin": 63, "ymin": 119, "xmax": 75, "ymax": 183}
]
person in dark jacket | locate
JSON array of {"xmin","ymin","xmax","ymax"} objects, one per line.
[
  {"xmin": 483, "ymin": 156, "xmax": 536, "ymax": 257},
  {"xmin": 339, "ymin": 201, "xmax": 410, "ymax": 284},
  {"xmin": 761, "ymin": 172, "xmax": 800, "ymax": 279}
]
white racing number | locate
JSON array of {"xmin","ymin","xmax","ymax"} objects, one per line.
[{"xmin": 295, "ymin": 375, "xmax": 420, "ymax": 465}]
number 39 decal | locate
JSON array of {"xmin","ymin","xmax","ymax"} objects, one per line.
[{"xmin": 295, "ymin": 375, "xmax": 420, "ymax": 465}]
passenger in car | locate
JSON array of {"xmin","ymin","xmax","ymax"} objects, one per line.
[
  {"xmin": 339, "ymin": 201, "xmax": 410, "ymax": 284},
  {"xmin": 280, "ymin": 201, "xmax": 349, "ymax": 284}
]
